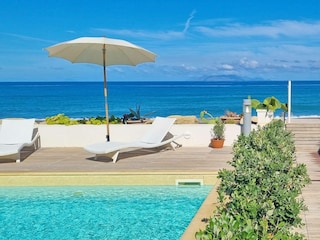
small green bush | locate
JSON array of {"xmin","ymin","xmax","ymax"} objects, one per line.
[
  {"xmin": 211, "ymin": 118, "xmax": 225, "ymax": 140},
  {"xmin": 45, "ymin": 114, "xmax": 121, "ymax": 125},
  {"xmin": 45, "ymin": 113, "xmax": 78, "ymax": 125},
  {"xmin": 196, "ymin": 120, "xmax": 310, "ymax": 239}
]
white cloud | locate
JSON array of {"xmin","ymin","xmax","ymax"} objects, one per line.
[
  {"xmin": 220, "ymin": 64, "xmax": 234, "ymax": 70},
  {"xmin": 194, "ymin": 20, "xmax": 320, "ymax": 38},
  {"xmin": 183, "ymin": 9, "xmax": 197, "ymax": 34},
  {"xmin": 93, "ymin": 28, "xmax": 184, "ymax": 41},
  {"xmin": 0, "ymin": 32, "xmax": 53, "ymax": 43},
  {"xmin": 239, "ymin": 58, "xmax": 259, "ymax": 68},
  {"xmin": 94, "ymin": 9, "xmax": 198, "ymax": 41}
]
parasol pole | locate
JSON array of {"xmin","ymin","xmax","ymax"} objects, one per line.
[
  {"xmin": 288, "ymin": 80, "xmax": 291, "ymax": 123},
  {"xmin": 103, "ymin": 44, "xmax": 110, "ymax": 141}
]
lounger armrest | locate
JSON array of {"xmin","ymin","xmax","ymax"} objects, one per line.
[
  {"xmin": 163, "ymin": 132, "xmax": 191, "ymax": 148},
  {"xmin": 30, "ymin": 131, "xmax": 40, "ymax": 147}
]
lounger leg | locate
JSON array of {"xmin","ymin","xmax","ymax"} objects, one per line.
[
  {"xmin": 170, "ymin": 141, "xmax": 182, "ymax": 150},
  {"xmin": 112, "ymin": 151, "xmax": 120, "ymax": 163},
  {"xmin": 16, "ymin": 153, "xmax": 21, "ymax": 162}
]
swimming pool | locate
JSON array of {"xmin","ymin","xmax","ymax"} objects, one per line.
[{"xmin": 0, "ymin": 185, "xmax": 212, "ymax": 240}]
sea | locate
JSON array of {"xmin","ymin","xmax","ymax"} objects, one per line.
[{"xmin": 0, "ymin": 80, "xmax": 319, "ymax": 120}]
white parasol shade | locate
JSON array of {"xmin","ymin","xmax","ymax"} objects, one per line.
[
  {"xmin": 45, "ymin": 37, "xmax": 156, "ymax": 141},
  {"xmin": 45, "ymin": 37, "xmax": 156, "ymax": 66}
]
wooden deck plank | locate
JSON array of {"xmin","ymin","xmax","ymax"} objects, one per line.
[
  {"xmin": 296, "ymin": 149, "xmax": 320, "ymax": 240},
  {"xmin": 0, "ymin": 146, "xmax": 233, "ymax": 172}
]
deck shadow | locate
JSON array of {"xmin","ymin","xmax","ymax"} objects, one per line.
[{"xmin": 85, "ymin": 145, "xmax": 174, "ymax": 163}]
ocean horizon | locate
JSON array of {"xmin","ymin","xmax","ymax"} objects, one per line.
[{"xmin": 0, "ymin": 80, "xmax": 319, "ymax": 120}]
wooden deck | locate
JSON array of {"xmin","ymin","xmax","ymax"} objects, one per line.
[
  {"xmin": 0, "ymin": 146, "xmax": 233, "ymax": 173},
  {"xmin": 295, "ymin": 148, "xmax": 320, "ymax": 239},
  {"xmin": 0, "ymin": 145, "xmax": 319, "ymax": 239}
]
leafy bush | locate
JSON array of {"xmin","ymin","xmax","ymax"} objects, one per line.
[
  {"xmin": 196, "ymin": 120, "xmax": 310, "ymax": 239},
  {"xmin": 251, "ymin": 96, "xmax": 288, "ymax": 112},
  {"xmin": 199, "ymin": 110, "xmax": 217, "ymax": 124},
  {"xmin": 45, "ymin": 114, "xmax": 121, "ymax": 125},
  {"xmin": 45, "ymin": 113, "xmax": 78, "ymax": 125}
]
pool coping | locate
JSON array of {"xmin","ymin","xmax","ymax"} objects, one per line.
[
  {"xmin": 0, "ymin": 171, "xmax": 218, "ymax": 186},
  {"xmin": 181, "ymin": 179, "xmax": 220, "ymax": 239}
]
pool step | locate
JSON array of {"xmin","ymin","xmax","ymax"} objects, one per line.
[{"xmin": 175, "ymin": 179, "xmax": 203, "ymax": 186}]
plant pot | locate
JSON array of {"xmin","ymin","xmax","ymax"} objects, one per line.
[
  {"xmin": 211, "ymin": 139, "xmax": 225, "ymax": 148},
  {"xmin": 256, "ymin": 109, "xmax": 274, "ymax": 126}
]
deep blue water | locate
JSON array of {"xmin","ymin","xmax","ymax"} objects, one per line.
[{"xmin": 0, "ymin": 80, "xmax": 319, "ymax": 119}]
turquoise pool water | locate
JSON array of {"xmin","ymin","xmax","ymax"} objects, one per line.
[{"xmin": 0, "ymin": 185, "xmax": 212, "ymax": 240}]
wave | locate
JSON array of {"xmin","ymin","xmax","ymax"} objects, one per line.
[{"xmin": 290, "ymin": 115, "xmax": 320, "ymax": 119}]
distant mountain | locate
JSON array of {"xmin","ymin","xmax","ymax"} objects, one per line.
[{"xmin": 197, "ymin": 74, "xmax": 266, "ymax": 82}]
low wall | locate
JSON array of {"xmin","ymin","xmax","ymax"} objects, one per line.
[{"xmin": 37, "ymin": 123, "xmax": 257, "ymax": 148}]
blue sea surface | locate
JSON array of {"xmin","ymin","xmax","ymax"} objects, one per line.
[
  {"xmin": 0, "ymin": 185, "xmax": 211, "ymax": 240},
  {"xmin": 0, "ymin": 80, "xmax": 319, "ymax": 119}
]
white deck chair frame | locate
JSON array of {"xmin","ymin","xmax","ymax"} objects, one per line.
[
  {"xmin": 84, "ymin": 117, "xmax": 190, "ymax": 163},
  {"xmin": 0, "ymin": 119, "xmax": 40, "ymax": 162}
]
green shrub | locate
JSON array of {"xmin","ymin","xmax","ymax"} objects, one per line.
[
  {"xmin": 196, "ymin": 120, "xmax": 310, "ymax": 239},
  {"xmin": 45, "ymin": 113, "xmax": 78, "ymax": 125},
  {"xmin": 45, "ymin": 114, "xmax": 121, "ymax": 125}
]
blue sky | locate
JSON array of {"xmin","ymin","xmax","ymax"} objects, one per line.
[{"xmin": 1, "ymin": 0, "xmax": 320, "ymax": 82}]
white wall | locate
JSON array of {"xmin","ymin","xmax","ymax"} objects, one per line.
[{"xmin": 37, "ymin": 123, "xmax": 257, "ymax": 148}]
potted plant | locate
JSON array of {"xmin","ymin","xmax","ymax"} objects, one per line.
[
  {"xmin": 123, "ymin": 104, "xmax": 155, "ymax": 124},
  {"xmin": 251, "ymin": 96, "xmax": 287, "ymax": 125},
  {"xmin": 210, "ymin": 118, "xmax": 225, "ymax": 148}
]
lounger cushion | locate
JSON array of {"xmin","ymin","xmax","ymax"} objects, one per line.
[
  {"xmin": 84, "ymin": 117, "xmax": 187, "ymax": 163},
  {"xmin": 0, "ymin": 144, "xmax": 24, "ymax": 155},
  {"xmin": 140, "ymin": 117, "xmax": 175, "ymax": 144},
  {"xmin": 0, "ymin": 119, "xmax": 35, "ymax": 144}
]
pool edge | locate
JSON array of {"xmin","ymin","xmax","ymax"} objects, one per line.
[
  {"xmin": 181, "ymin": 179, "xmax": 220, "ymax": 240},
  {"xmin": 0, "ymin": 171, "xmax": 218, "ymax": 186}
]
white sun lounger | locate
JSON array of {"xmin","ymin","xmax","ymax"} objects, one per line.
[
  {"xmin": 84, "ymin": 117, "xmax": 190, "ymax": 163},
  {"xmin": 0, "ymin": 118, "xmax": 40, "ymax": 162}
]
